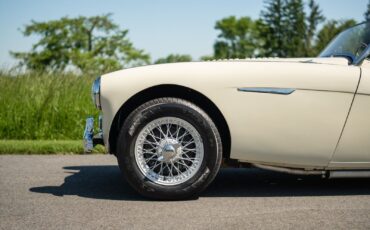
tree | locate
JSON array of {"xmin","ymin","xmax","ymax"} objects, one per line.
[
  {"xmin": 11, "ymin": 14, "xmax": 150, "ymax": 73},
  {"xmin": 154, "ymin": 54, "xmax": 192, "ymax": 64},
  {"xmin": 305, "ymin": 0, "xmax": 325, "ymax": 56},
  {"xmin": 365, "ymin": 1, "xmax": 370, "ymax": 21},
  {"xmin": 200, "ymin": 55, "xmax": 215, "ymax": 61},
  {"xmin": 259, "ymin": 0, "xmax": 287, "ymax": 57},
  {"xmin": 284, "ymin": 0, "xmax": 306, "ymax": 57},
  {"xmin": 314, "ymin": 19, "xmax": 357, "ymax": 53},
  {"xmin": 259, "ymin": 0, "xmax": 325, "ymax": 57},
  {"xmin": 213, "ymin": 16, "xmax": 260, "ymax": 59}
]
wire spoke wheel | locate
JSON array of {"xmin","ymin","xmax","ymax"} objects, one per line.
[{"xmin": 135, "ymin": 117, "xmax": 204, "ymax": 186}]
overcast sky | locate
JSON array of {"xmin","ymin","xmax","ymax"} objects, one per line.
[{"xmin": 0, "ymin": 0, "xmax": 367, "ymax": 66}]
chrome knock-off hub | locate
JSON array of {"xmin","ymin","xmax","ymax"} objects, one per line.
[{"xmin": 157, "ymin": 139, "xmax": 182, "ymax": 162}]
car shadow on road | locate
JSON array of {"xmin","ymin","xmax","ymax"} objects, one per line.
[{"xmin": 30, "ymin": 166, "xmax": 370, "ymax": 201}]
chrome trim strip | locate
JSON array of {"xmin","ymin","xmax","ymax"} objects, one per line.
[
  {"xmin": 329, "ymin": 170, "xmax": 370, "ymax": 178},
  {"xmin": 237, "ymin": 87, "xmax": 295, "ymax": 95},
  {"xmin": 83, "ymin": 117, "xmax": 94, "ymax": 153},
  {"xmin": 253, "ymin": 164, "xmax": 325, "ymax": 176},
  {"xmin": 92, "ymin": 76, "xmax": 101, "ymax": 110}
]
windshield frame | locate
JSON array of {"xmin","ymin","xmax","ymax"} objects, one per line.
[
  {"xmin": 354, "ymin": 40, "xmax": 370, "ymax": 65},
  {"xmin": 319, "ymin": 21, "xmax": 370, "ymax": 66}
]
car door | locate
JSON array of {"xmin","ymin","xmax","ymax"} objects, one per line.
[{"xmin": 329, "ymin": 60, "xmax": 370, "ymax": 169}]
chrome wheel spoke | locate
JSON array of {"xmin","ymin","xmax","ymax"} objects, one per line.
[
  {"xmin": 145, "ymin": 154, "xmax": 157, "ymax": 162},
  {"xmin": 148, "ymin": 131, "xmax": 161, "ymax": 144},
  {"xmin": 173, "ymin": 163, "xmax": 182, "ymax": 175},
  {"xmin": 177, "ymin": 130, "xmax": 190, "ymax": 142},
  {"xmin": 182, "ymin": 148, "xmax": 196, "ymax": 153},
  {"xmin": 166, "ymin": 123, "xmax": 173, "ymax": 139},
  {"xmin": 174, "ymin": 125, "xmax": 181, "ymax": 139},
  {"xmin": 150, "ymin": 162, "xmax": 161, "ymax": 171},
  {"xmin": 157, "ymin": 125, "xmax": 167, "ymax": 139},
  {"xmin": 142, "ymin": 150, "xmax": 157, "ymax": 155},
  {"xmin": 177, "ymin": 160, "xmax": 190, "ymax": 169},
  {"xmin": 143, "ymin": 140, "xmax": 158, "ymax": 149},
  {"xmin": 179, "ymin": 157, "xmax": 196, "ymax": 162},
  {"xmin": 168, "ymin": 163, "xmax": 174, "ymax": 177},
  {"xmin": 159, "ymin": 162, "xmax": 164, "ymax": 175}
]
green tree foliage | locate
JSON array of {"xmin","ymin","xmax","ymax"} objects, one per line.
[
  {"xmin": 258, "ymin": 0, "xmax": 287, "ymax": 57},
  {"xmin": 305, "ymin": 0, "xmax": 325, "ymax": 56},
  {"xmin": 213, "ymin": 16, "xmax": 260, "ymax": 59},
  {"xmin": 214, "ymin": 0, "xmax": 357, "ymax": 58},
  {"xmin": 154, "ymin": 54, "xmax": 192, "ymax": 64},
  {"xmin": 259, "ymin": 0, "xmax": 323, "ymax": 57},
  {"xmin": 200, "ymin": 55, "xmax": 214, "ymax": 61},
  {"xmin": 284, "ymin": 0, "xmax": 306, "ymax": 57},
  {"xmin": 365, "ymin": 1, "xmax": 370, "ymax": 21},
  {"xmin": 314, "ymin": 19, "xmax": 357, "ymax": 54},
  {"xmin": 11, "ymin": 14, "xmax": 150, "ymax": 73}
]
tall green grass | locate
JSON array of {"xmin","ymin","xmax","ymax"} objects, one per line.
[{"xmin": 0, "ymin": 70, "xmax": 100, "ymax": 140}]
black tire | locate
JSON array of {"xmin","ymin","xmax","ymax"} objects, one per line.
[{"xmin": 116, "ymin": 97, "xmax": 222, "ymax": 200}]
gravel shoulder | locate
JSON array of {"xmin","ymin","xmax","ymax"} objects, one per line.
[{"xmin": 1, "ymin": 155, "xmax": 370, "ymax": 229}]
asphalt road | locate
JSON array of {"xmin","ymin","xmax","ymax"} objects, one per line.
[{"xmin": 1, "ymin": 155, "xmax": 370, "ymax": 230}]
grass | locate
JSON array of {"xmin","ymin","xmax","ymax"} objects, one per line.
[
  {"xmin": 0, "ymin": 70, "xmax": 104, "ymax": 154},
  {"xmin": 0, "ymin": 70, "xmax": 100, "ymax": 140},
  {"xmin": 0, "ymin": 140, "xmax": 105, "ymax": 154}
]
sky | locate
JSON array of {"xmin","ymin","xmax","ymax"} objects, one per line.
[{"xmin": 0, "ymin": 0, "xmax": 368, "ymax": 66}]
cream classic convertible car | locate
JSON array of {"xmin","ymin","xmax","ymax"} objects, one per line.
[{"xmin": 84, "ymin": 22, "xmax": 370, "ymax": 200}]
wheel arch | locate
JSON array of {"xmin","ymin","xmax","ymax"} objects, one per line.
[{"xmin": 108, "ymin": 84, "xmax": 231, "ymax": 159}]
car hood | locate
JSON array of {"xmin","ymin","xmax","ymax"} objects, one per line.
[
  {"xmin": 106, "ymin": 57, "xmax": 350, "ymax": 77},
  {"xmin": 103, "ymin": 57, "xmax": 352, "ymax": 81}
]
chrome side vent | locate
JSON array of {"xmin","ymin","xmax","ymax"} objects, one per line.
[{"xmin": 237, "ymin": 87, "xmax": 295, "ymax": 95}]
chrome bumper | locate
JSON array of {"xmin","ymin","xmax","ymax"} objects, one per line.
[{"xmin": 83, "ymin": 115, "xmax": 104, "ymax": 153}]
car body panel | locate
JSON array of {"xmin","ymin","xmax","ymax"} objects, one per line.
[
  {"xmin": 330, "ymin": 61, "xmax": 370, "ymax": 168},
  {"xmin": 101, "ymin": 57, "xmax": 361, "ymax": 169}
]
